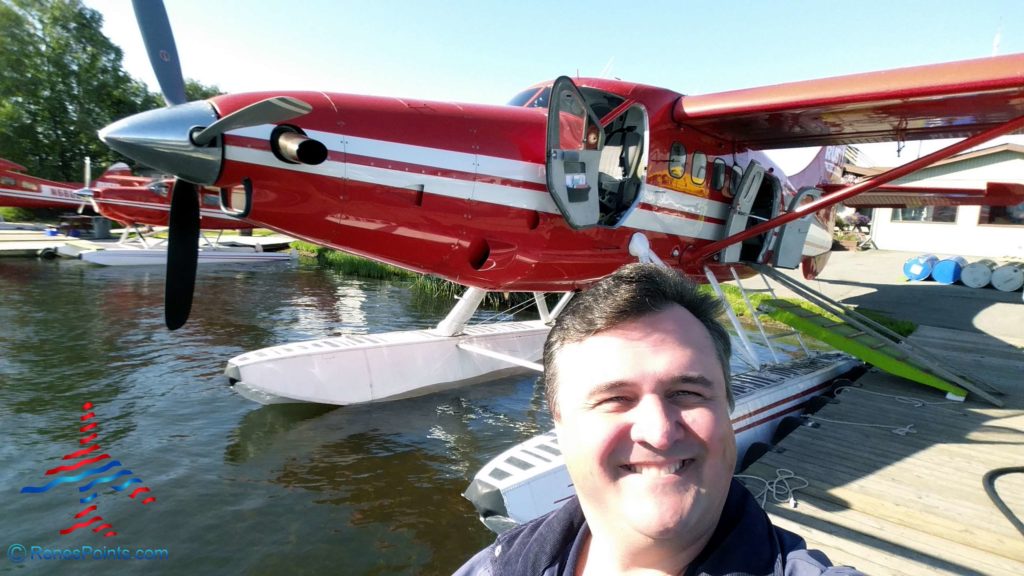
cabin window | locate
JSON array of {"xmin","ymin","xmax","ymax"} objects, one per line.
[
  {"xmin": 978, "ymin": 202, "xmax": 1024, "ymax": 226},
  {"xmin": 711, "ymin": 158, "xmax": 726, "ymax": 190},
  {"xmin": 691, "ymin": 151, "xmax": 707, "ymax": 185},
  {"xmin": 891, "ymin": 206, "xmax": 957, "ymax": 223},
  {"xmin": 669, "ymin": 142, "xmax": 686, "ymax": 179}
]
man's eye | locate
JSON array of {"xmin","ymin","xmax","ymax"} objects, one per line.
[
  {"xmin": 669, "ymin": 390, "xmax": 702, "ymax": 399},
  {"xmin": 595, "ymin": 396, "xmax": 630, "ymax": 406}
]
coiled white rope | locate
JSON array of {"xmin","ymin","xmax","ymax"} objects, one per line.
[
  {"xmin": 738, "ymin": 384, "xmax": 963, "ymax": 509},
  {"xmin": 806, "ymin": 414, "xmax": 916, "ymax": 436},
  {"xmin": 833, "ymin": 385, "xmax": 965, "ymax": 415},
  {"xmin": 803, "ymin": 383, "xmax": 969, "ymax": 435},
  {"xmin": 736, "ymin": 468, "xmax": 809, "ymax": 509}
]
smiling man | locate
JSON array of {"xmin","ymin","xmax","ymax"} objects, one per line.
[{"xmin": 455, "ymin": 263, "xmax": 862, "ymax": 576}]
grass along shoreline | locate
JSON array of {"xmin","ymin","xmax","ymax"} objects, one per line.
[{"xmin": 292, "ymin": 242, "xmax": 917, "ymax": 336}]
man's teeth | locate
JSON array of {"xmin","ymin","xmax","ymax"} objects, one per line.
[{"xmin": 623, "ymin": 461, "xmax": 685, "ymax": 476}]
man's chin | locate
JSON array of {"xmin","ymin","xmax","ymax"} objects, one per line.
[{"xmin": 620, "ymin": 499, "xmax": 700, "ymax": 539}]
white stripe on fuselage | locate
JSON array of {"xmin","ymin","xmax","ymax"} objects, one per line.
[
  {"xmin": 224, "ymin": 127, "xmax": 729, "ymax": 241},
  {"xmin": 95, "ymin": 197, "xmax": 234, "ymax": 221}
]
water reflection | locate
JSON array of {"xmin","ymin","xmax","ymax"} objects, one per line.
[{"xmin": 218, "ymin": 375, "xmax": 550, "ymax": 574}]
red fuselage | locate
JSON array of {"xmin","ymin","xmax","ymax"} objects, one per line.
[
  {"xmin": 208, "ymin": 81, "xmax": 835, "ymax": 290},
  {"xmin": 0, "ymin": 160, "xmax": 82, "ymax": 210},
  {"xmin": 91, "ymin": 181, "xmax": 253, "ymax": 230},
  {"xmin": 107, "ymin": 79, "xmax": 837, "ymax": 291}
]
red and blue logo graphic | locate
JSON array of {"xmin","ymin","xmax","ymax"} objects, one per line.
[{"xmin": 20, "ymin": 402, "xmax": 156, "ymax": 537}]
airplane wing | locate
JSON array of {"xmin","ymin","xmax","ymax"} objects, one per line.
[
  {"xmin": 674, "ymin": 53, "xmax": 1024, "ymax": 149},
  {"xmin": 824, "ymin": 182, "xmax": 1024, "ymax": 208}
]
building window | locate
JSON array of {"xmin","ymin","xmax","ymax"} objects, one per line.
[
  {"xmin": 978, "ymin": 202, "xmax": 1024, "ymax": 226},
  {"xmin": 891, "ymin": 206, "xmax": 957, "ymax": 223}
]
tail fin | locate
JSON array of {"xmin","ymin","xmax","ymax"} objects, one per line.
[{"xmin": 788, "ymin": 146, "xmax": 848, "ymax": 190}]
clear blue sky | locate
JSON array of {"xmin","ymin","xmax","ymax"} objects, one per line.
[{"xmin": 83, "ymin": 0, "xmax": 1024, "ymax": 167}]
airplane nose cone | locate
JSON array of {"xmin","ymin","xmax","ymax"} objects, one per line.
[{"xmin": 99, "ymin": 101, "xmax": 222, "ymax": 185}]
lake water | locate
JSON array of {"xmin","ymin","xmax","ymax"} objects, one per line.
[
  {"xmin": 0, "ymin": 257, "xmax": 798, "ymax": 575},
  {"xmin": 1, "ymin": 257, "xmax": 552, "ymax": 575}
]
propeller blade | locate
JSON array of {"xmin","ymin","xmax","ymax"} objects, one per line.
[
  {"xmin": 192, "ymin": 97, "xmax": 312, "ymax": 146},
  {"xmin": 73, "ymin": 188, "xmax": 95, "ymax": 215},
  {"xmin": 131, "ymin": 0, "xmax": 187, "ymax": 106},
  {"xmin": 165, "ymin": 179, "xmax": 200, "ymax": 330}
]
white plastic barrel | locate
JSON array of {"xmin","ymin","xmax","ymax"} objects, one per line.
[
  {"xmin": 960, "ymin": 259, "xmax": 997, "ymax": 288},
  {"xmin": 991, "ymin": 262, "xmax": 1024, "ymax": 292}
]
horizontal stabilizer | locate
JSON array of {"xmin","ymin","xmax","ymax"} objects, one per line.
[{"xmin": 0, "ymin": 158, "xmax": 29, "ymax": 172}]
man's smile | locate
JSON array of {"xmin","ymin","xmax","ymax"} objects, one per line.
[{"xmin": 619, "ymin": 459, "xmax": 695, "ymax": 477}]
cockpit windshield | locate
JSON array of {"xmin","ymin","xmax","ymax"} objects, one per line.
[
  {"xmin": 508, "ymin": 85, "xmax": 625, "ymax": 119},
  {"xmin": 507, "ymin": 87, "xmax": 551, "ymax": 108}
]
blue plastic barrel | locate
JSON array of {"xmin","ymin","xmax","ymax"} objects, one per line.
[
  {"xmin": 931, "ymin": 256, "xmax": 968, "ymax": 285},
  {"xmin": 903, "ymin": 254, "xmax": 939, "ymax": 282}
]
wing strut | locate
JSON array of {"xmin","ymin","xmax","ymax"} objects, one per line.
[{"xmin": 685, "ymin": 114, "xmax": 1024, "ymax": 268}]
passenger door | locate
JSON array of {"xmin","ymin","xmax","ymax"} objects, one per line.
[
  {"xmin": 545, "ymin": 77, "xmax": 603, "ymax": 229},
  {"xmin": 719, "ymin": 160, "xmax": 766, "ymax": 263}
]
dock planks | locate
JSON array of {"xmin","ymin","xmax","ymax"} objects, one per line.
[{"xmin": 742, "ymin": 325, "xmax": 1024, "ymax": 575}]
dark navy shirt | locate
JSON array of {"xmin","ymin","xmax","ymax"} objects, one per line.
[{"xmin": 453, "ymin": 479, "xmax": 865, "ymax": 576}]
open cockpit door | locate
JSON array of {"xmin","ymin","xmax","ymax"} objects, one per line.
[
  {"xmin": 546, "ymin": 77, "xmax": 603, "ymax": 229},
  {"xmin": 719, "ymin": 160, "xmax": 766, "ymax": 263}
]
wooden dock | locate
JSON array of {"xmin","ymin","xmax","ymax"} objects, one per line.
[
  {"xmin": 744, "ymin": 325, "xmax": 1024, "ymax": 575},
  {"xmin": 0, "ymin": 230, "xmax": 68, "ymax": 256}
]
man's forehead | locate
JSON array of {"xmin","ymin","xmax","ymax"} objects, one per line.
[
  {"xmin": 554, "ymin": 307, "xmax": 722, "ymax": 378},
  {"xmin": 565, "ymin": 305, "xmax": 712, "ymax": 349}
]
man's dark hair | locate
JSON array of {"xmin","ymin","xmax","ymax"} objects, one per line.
[{"xmin": 543, "ymin": 263, "xmax": 733, "ymax": 419}]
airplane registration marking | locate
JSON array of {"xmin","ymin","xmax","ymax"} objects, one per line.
[{"xmin": 0, "ymin": 188, "xmax": 81, "ymax": 204}]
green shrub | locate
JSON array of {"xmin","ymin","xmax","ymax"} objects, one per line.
[{"xmin": 0, "ymin": 207, "xmax": 38, "ymax": 222}]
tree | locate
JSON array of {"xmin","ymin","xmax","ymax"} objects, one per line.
[
  {"xmin": 185, "ymin": 78, "xmax": 223, "ymax": 102},
  {"xmin": 0, "ymin": 0, "xmax": 220, "ymax": 183}
]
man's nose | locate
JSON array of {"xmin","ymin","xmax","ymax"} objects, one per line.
[{"xmin": 629, "ymin": 395, "xmax": 681, "ymax": 450}]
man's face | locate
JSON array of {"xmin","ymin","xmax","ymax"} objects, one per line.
[{"xmin": 553, "ymin": 305, "xmax": 736, "ymax": 542}]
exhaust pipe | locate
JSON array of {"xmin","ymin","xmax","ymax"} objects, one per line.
[{"xmin": 271, "ymin": 127, "xmax": 327, "ymax": 165}]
